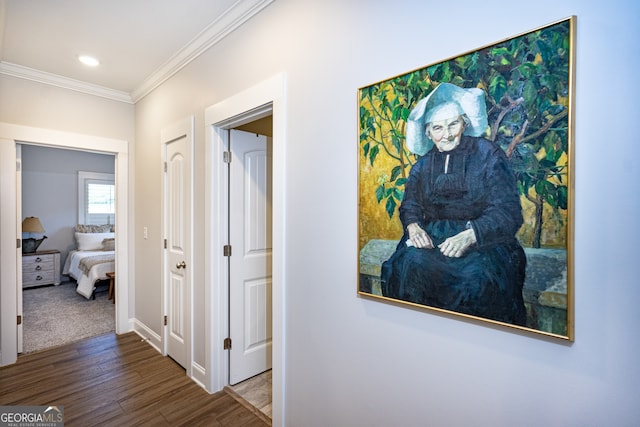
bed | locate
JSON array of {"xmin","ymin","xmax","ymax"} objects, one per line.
[{"xmin": 62, "ymin": 225, "xmax": 115, "ymax": 299}]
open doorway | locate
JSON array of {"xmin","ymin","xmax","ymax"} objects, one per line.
[
  {"xmin": 0, "ymin": 124, "xmax": 130, "ymax": 368},
  {"xmin": 19, "ymin": 144, "xmax": 116, "ymax": 354},
  {"xmin": 203, "ymin": 72, "xmax": 285, "ymax": 424},
  {"xmin": 225, "ymin": 120, "xmax": 273, "ymax": 419}
]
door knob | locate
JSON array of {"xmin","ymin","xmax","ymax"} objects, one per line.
[{"xmin": 176, "ymin": 261, "xmax": 186, "ymax": 269}]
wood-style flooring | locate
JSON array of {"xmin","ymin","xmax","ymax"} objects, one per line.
[{"xmin": 0, "ymin": 332, "xmax": 270, "ymax": 426}]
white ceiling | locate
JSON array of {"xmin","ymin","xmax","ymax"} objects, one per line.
[{"xmin": 0, "ymin": 0, "xmax": 274, "ymax": 103}]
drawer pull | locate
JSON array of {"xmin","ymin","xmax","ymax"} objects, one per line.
[
  {"xmin": 35, "ymin": 257, "xmax": 42, "ymax": 262},
  {"xmin": 35, "ymin": 265, "xmax": 42, "ymax": 271},
  {"xmin": 36, "ymin": 275, "xmax": 43, "ymax": 281}
]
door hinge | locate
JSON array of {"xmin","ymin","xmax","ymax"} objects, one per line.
[
  {"xmin": 164, "ymin": 239, "xmax": 167, "ymax": 249},
  {"xmin": 17, "ymin": 238, "xmax": 21, "ymax": 249},
  {"xmin": 164, "ymin": 315, "xmax": 168, "ymax": 326},
  {"xmin": 224, "ymin": 337, "xmax": 232, "ymax": 350},
  {"xmin": 223, "ymin": 245, "xmax": 232, "ymax": 256},
  {"xmin": 17, "ymin": 315, "xmax": 22, "ymax": 325},
  {"xmin": 223, "ymin": 151, "xmax": 232, "ymax": 163},
  {"xmin": 164, "ymin": 161, "xmax": 168, "ymax": 172},
  {"xmin": 16, "ymin": 161, "xmax": 21, "ymax": 172}
]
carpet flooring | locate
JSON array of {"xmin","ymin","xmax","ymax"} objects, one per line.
[{"xmin": 22, "ymin": 281, "xmax": 115, "ymax": 354}]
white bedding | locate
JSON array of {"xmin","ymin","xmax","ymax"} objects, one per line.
[{"xmin": 63, "ymin": 250, "xmax": 115, "ymax": 299}]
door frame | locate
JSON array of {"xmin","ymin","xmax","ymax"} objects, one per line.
[
  {"xmin": 15, "ymin": 144, "xmax": 23, "ymax": 353},
  {"xmin": 0, "ymin": 123, "xmax": 130, "ymax": 367},
  {"xmin": 203, "ymin": 73, "xmax": 286, "ymax": 426},
  {"xmin": 161, "ymin": 116, "xmax": 194, "ymax": 374}
]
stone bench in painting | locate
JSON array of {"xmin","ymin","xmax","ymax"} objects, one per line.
[{"xmin": 359, "ymin": 239, "xmax": 568, "ymax": 336}]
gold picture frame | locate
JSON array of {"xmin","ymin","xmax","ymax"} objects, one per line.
[{"xmin": 358, "ymin": 17, "xmax": 575, "ymax": 340}]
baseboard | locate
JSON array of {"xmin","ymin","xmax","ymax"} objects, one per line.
[
  {"xmin": 132, "ymin": 318, "xmax": 213, "ymax": 396},
  {"xmin": 132, "ymin": 318, "xmax": 162, "ymax": 354},
  {"xmin": 191, "ymin": 361, "xmax": 208, "ymax": 391}
]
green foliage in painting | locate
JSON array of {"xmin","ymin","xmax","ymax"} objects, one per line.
[{"xmin": 359, "ymin": 20, "xmax": 571, "ymax": 248}]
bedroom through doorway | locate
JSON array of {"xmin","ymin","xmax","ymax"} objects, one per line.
[{"xmin": 19, "ymin": 144, "xmax": 116, "ymax": 354}]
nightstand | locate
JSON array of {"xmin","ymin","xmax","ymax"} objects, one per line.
[{"xmin": 22, "ymin": 250, "xmax": 61, "ymax": 288}]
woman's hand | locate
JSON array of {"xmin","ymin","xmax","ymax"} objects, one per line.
[
  {"xmin": 407, "ymin": 223, "xmax": 434, "ymax": 249},
  {"xmin": 438, "ymin": 229, "xmax": 476, "ymax": 258}
]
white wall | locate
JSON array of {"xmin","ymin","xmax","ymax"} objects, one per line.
[
  {"xmin": 132, "ymin": 0, "xmax": 638, "ymax": 425},
  {"xmin": 0, "ymin": 75, "xmax": 134, "ymax": 141}
]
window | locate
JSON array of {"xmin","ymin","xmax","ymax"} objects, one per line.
[{"xmin": 78, "ymin": 171, "xmax": 115, "ymax": 225}]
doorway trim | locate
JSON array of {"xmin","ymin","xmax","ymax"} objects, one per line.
[
  {"xmin": 203, "ymin": 73, "xmax": 286, "ymax": 426},
  {"xmin": 0, "ymin": 122, "xmax": 131, "ymax": 366}
]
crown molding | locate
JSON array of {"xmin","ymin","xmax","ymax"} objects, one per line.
[
  {"xmin": 0, "ymin": 61, "xmax": 134, "ymax": 104},
  {"xmin": 0, "ymin": 0, "xmax": 275, "ymax": 105},
  {"xmin": 131, "ymin": 0, "xmax": 275, "ymax": 103}
]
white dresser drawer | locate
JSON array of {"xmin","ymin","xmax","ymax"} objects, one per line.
[
  {"xmin": 23, "ymin": 258, "xmax": 54, "ymax": 273},
  {"xmin": 22, "ymin": 250, "xmax": 61, "ymax": 288},
  {"xmin": 23, "ymin": 270, "xmax": 56, "ymax": 286}
]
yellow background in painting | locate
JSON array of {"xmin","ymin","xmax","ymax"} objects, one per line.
[{"xmin": 358, "ymin": 138, "xmax": 568, "ymax": 251}]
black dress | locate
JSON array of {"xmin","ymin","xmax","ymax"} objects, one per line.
[{"xmin": 381, "ymin": 136, "xmax": 527, "ymax": 326}]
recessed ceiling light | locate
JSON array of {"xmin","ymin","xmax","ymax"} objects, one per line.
[{"xmin": 78, "ymin": 55, "xmax": 100, "ymax": 67}]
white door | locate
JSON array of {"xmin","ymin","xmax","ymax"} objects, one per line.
[
  {"xmin": 163, "ymin": 122, "xmax": 193, "ymax": 370},
  {"xmin": 16, "ymin": 144, "xmax": 23, "ymax": 353},
  {"xmin": 229, "ymin": 129, "xmax": 272, "ymax": 385}
]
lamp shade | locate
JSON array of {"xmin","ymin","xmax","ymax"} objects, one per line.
[{"xmin": 22, "ymin": 217, "xmax": 45, "ymax": 233}]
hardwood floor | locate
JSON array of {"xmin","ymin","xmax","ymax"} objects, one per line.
[{"xmin": 0, "ymin": 332, "xmax": 270, "ymax": 426}]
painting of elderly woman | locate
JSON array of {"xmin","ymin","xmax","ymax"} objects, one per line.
[{"xmin": 358, "ymin": 18, "xmax": 574, "ymax": 338}]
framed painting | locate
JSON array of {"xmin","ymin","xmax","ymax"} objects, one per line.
[{"xmin": 357, "ymin": 17, "xmax": 575, "ymax": 340}]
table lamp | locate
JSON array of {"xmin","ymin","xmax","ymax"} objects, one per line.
[{"xmin": 22, "ymin": 216, "xmax": 47, "ymax": 254}]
